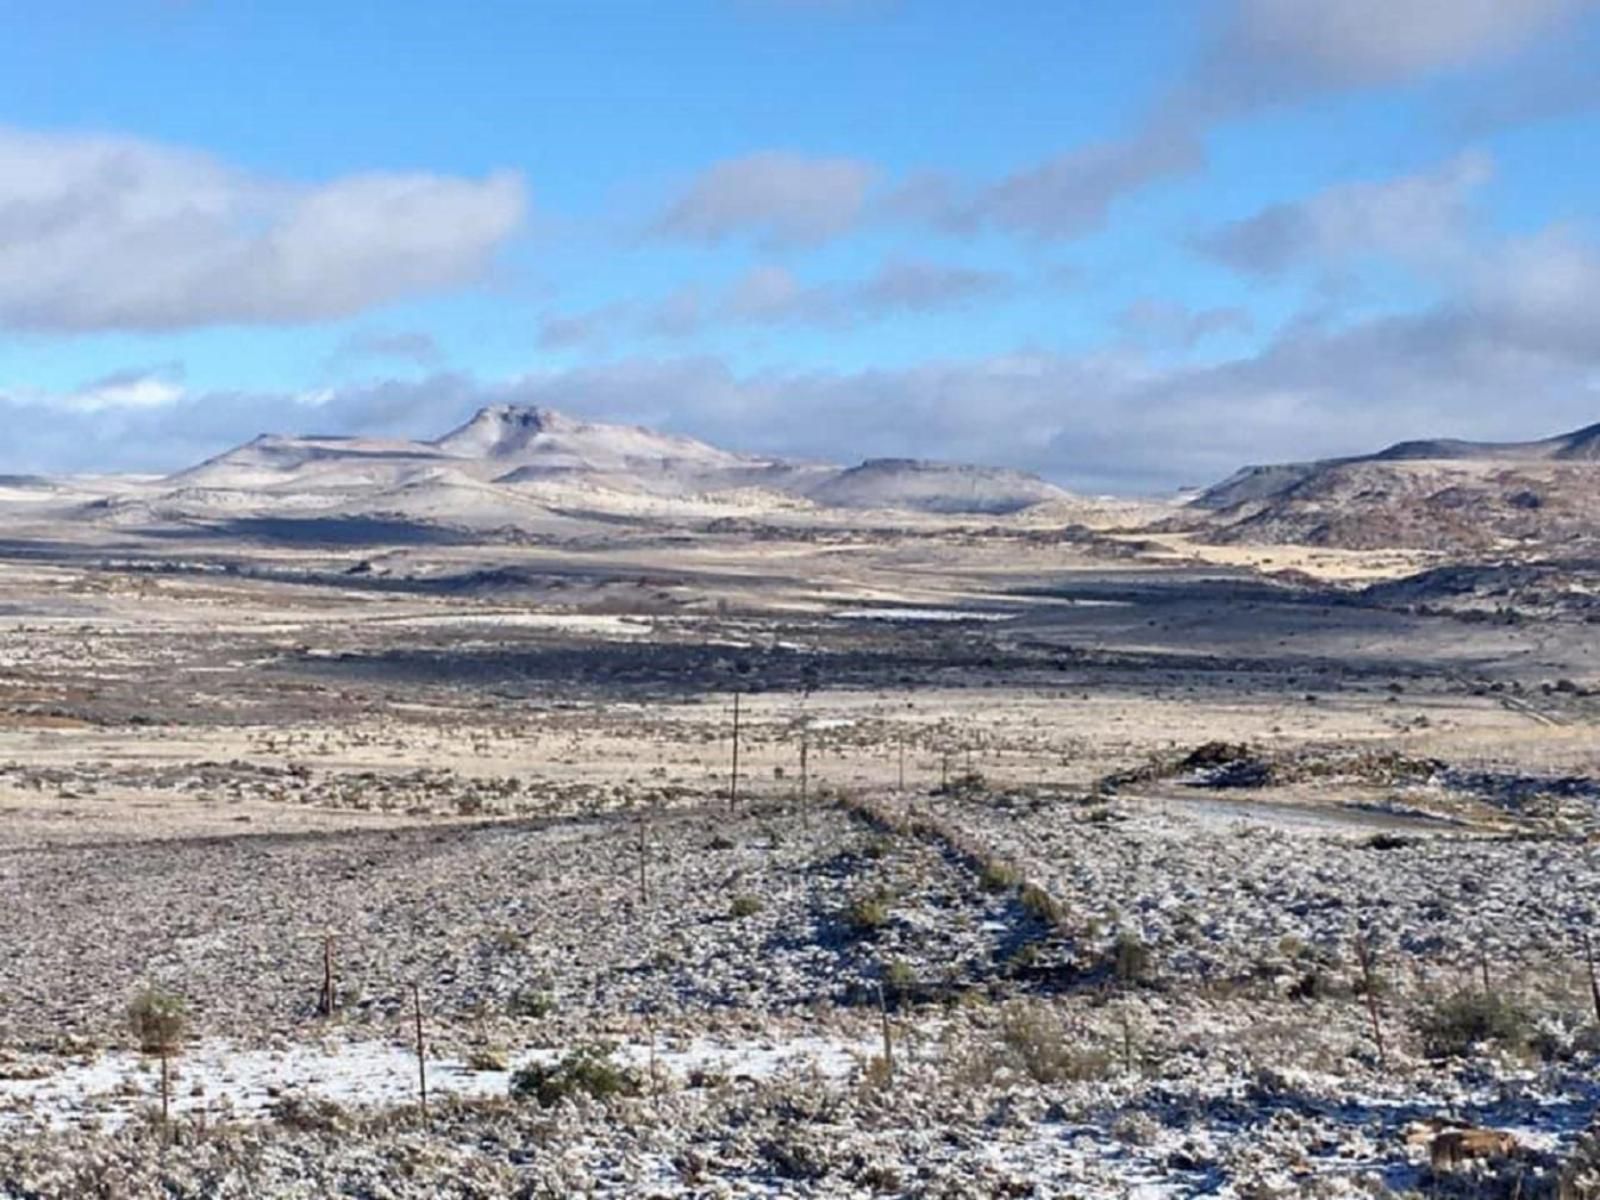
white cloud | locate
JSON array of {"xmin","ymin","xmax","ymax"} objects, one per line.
[
  {"xmin": 12, "ymin": 226, "xmax": 1600, "ymax": 493},
  {"xmin": 538, "ymin": 256, "xmax": 1008, "ymax": 345},
  {"xmin": 650, "ymin": 151, "xmax": 878, "ymax": 248},
  {"xmin": 1197, "ymin": 151, "xmax": 1493, "ymax": 275},
  {"xmin": 961, "ymin": 123, "xmax": 1205, "ymax": 240},
  {"xmin": 0, "ymin": 127, "xmax": 527, "ymax": 332},
  {"xmin": 60, "ymin": 366, "xmax": 186, "ymax": 413},
  {"xmin": 1118, "ymin": 299, "xmax": 1255, "ymax": 347},
  {"xmin": 1193, "ymin": 0, "xmax": 1593, "ymax": 110}
]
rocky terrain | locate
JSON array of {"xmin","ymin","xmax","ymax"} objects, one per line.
[
  {"xmin": 1186, "ymin": 423, "xmax": 1600, "ymax": 555},
  {"xmin": 1, "ymin": 417, "xmax": 1600, "ymax": 1196}
]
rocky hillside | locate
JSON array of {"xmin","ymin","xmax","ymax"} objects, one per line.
[{"xmin": 1189, "ymin": 423, "xmax": 1600, "ymax": 552}]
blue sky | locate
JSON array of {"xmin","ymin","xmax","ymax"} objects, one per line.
[{"xmin": 2, "ymin": 0, "xmax": 1598, "ymax": 490}]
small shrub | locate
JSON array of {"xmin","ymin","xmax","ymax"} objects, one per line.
[
  {"xmin": 1289, "ymin": 968, "xmax": 1341, "ymax": 1001},
  {"xmin": 846, "ymin": 894, "xmax": 890, "ymax": 935},
  {"xmin": 465, "ymin": 1046, "xmax": 510, "ymax": 1072},
  {"xmin": 883, "ymin": 958, "xmax": 918, "ymax": 1000},
  {"xmin": 128, "ymin": 989, "xmax": 186, "ymax": 1056},
  {"xmin": 490, "ymin": 929, "xmax": 528, "ymax": 953},
  {"xmin": 1019, "ymin": 882, "xmax": 1063, "ymax": 925},
  {"xmin": 1110, "ymin": 932, "xmax": 1151, "ymax": 985},
  {"xmin": 270, "ymin": 1094, "xmax": 349, "ymax": 1133},
  {"xmin": 936, "ymin": 770, "xmax": 988, "ymax": 799},
  {"xmin": 507, "ymin": 989, "xmax": 554, "ymax": 1019},
  {"xmin": 729, "ymin": 894, "xmax": 763, "ymax": 919},
  {"xmin": 980, "ymin": 860, "xmax": 1022, "ymax": 893},
  {"xmin": 510, "ymin": 1044, "xmax": 641, "ymax": 1108},
  {"xmin": 1005, "ymin": 940, "xmax": 1041, "ymax": 974},
  {"xmin": 988, "ymin": 1000, "xmax": 1111, "ymax": 1084},
  {"xmin": 1418, "ymin": 990, "xmax": 1530, "ymax": 1058}
]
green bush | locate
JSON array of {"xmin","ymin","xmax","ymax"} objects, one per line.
[
  {"xmin": 1417, "ymin": 990, "xmax": 1530, "ymax": 1058},
  {"xmin": 510, "ymin": 1044, "xmax": 641, "ymax": 1108},
  {"xmin": 729, "ymin": 894, "xmax": 763, "ymax": 919}
]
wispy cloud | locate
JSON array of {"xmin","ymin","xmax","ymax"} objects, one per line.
[
  {"xmin": 1194, "ymin": 151, "xmax": 1494, "ymax": 275},
  {"xmin": 538, "ymin": 256, "xmax": 1010, "ymax": 347},
  {"xmin": 650, "ymin": 151, "xmax": 878, "ymax": 248},
  {"xmin": 327, "ymin": 330, "xmax": 444, "ymax": 370}
]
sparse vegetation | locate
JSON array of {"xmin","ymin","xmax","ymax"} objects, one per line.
[
  {"xmin": 846, "ymin": 892, "xmax": 890, "ymax": 935},
  {"xmin": 1110, "ymin": 931, "xmax": 1151, "ymax": 985},
  {"xmin": 961, "ymin": 1000, "xmax": 1113, "ymax": 1085},
  {"xmin": 883, "ymin": 958, "xmax": 918, "ymax": 1000},
  {"xmin": 935, "ymin": 770, "xmax": 988, "ymax": 799},
  {"xmin": 1018, "ymin": 881, "xmax": 1063, "ymax": 926},
  {"xmin": 729, "ymin": 894, "xmax": 763, "ymax": 919},
  {"xmin": 979, "ymin": 859, "xmax": 1022, "ymax": 892},
  {"xmin": 1417, "ymin": 990, "xmax": 1531, "ymax": 1058},
  {"xmin": 510, "ymin": 1045, "xmax": 641, "ymax": 1108},
  {"xmin": 465, "ymin": 1046, "xmax": 510, "ymax": 1072},
  {"xmin": 128, "ymin": 988, "xmax": 186, "ymax": 1057},
  {"xmin": 507, "ymin": 990, "xmax": 555, "ymax": 1020}
]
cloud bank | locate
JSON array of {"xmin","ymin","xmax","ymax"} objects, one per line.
[{"xmin": 0, "ymin": 127, "xmax": 527, "ymax": 332}]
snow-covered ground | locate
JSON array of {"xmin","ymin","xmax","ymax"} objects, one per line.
[{"xmin": 0, "ymin": 1033, "xmax": 877, "ymax": 1134}]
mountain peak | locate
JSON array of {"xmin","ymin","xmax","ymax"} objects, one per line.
[{"xmin": 432, "ymin": 405, "xmax": 583, "ymax": 457}]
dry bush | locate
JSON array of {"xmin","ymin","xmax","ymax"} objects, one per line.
[
  {"xmin": 128, "ymin": 989, "xmax": 186, "ymax": 1056},
  {"xmin": 1019, "ymin": 882, "xmax": 1064, "ymax": 926},
  {"xmin": 980, "ymin": 860, "xmax": 1022, "ymax": 893},
  {"xmin": 1110, "ymin": 931, "xmax": 1152, "ymax": 985},
  {"xmin": 954, "ymin": 1000, "xmax": 1112, "ymax": 1087},
  {"xmin": 846, "ymin": 893, "xmax": 890, "ymax": 935}
]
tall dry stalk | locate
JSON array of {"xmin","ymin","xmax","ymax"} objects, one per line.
[
  {"xmin": 877, "ymin": 979, "xmax": 895, "ymax": 1086},
  {"xmin": 1354, "ymin": 936, "xmax": 1387, "ymax": 1069},
  {"xmin": 412, "ymin": 983, "xmax": 429, "ymax": 1122},
  {"xmin": 1584, "ymin": 931, "xmax": 1600, "ymax": 1024},
  {"xmin": 728, "ymin": 690, "xmax": 741, "ymax": 811}
]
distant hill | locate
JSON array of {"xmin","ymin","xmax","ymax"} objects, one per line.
[
  {"xmin": 804, "ymin": 458, "xmax": 1067, "ymax": 514},
  {"xmin": 1188, "ymin": 423, "xmax": 1600, "ymax": 552},
  {"xmin": 165, "ymin": 405, "xmax": 1071, "ymax": 520}
]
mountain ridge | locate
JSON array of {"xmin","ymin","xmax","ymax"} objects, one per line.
[
  {"xmin": 165, "ymin": 404, "xmax": 1070, "ymax": 517},
  {"xmin": 1189, "ymin": 420, "xmax": 1600, "ymax": 552}
]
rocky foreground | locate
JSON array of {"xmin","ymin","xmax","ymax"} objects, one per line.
[{"xmin": 3, "ymin": 783, "xmax": 1600, "ymax": 1197}]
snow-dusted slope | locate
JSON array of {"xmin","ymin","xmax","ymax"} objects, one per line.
[
  {"xmin": 1188, "ymin": 421, "xmax": 1600, "ymax": 551},
  {"xmin": 151, "ymin": 405, "xmax": 1071, "ymax": 520},
  {"xmin": 802, "ymin": 458, "xmax": 1068, "ymax": 514}
]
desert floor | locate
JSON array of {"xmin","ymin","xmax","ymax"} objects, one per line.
[{"xmin": 0, "ymin": 525, "xmax": 1597, "ymax": 1197}]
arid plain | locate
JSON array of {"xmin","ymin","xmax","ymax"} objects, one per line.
[{"xmin": 2, "ymin": 411, "xmax": 1600, "ymax": 1198}]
